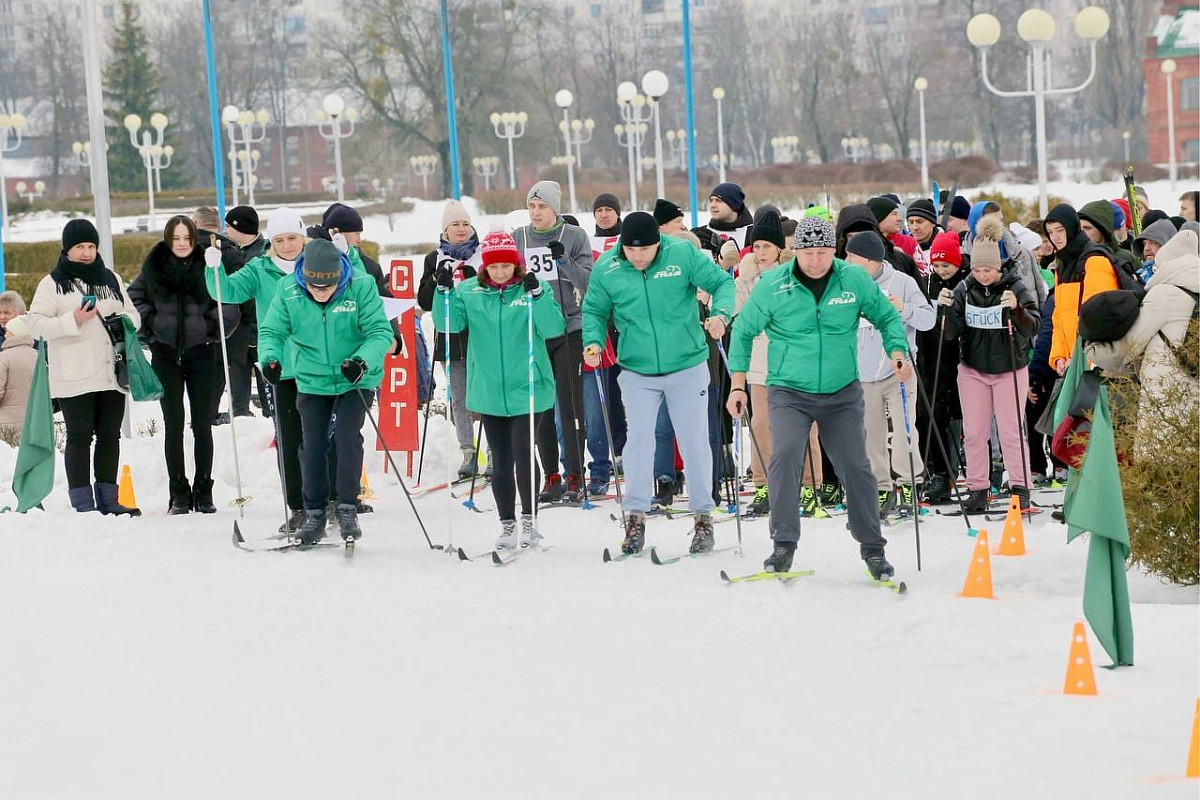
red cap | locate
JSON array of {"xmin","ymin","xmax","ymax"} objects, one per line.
[
  {"xmin": 929, "ymin": 231, "xmax": 962, "ymax": 268},
  {"xmin": 1111, "ymin": 198, "xmax": 1131, "ymax": 229},
  {"xmin": 479, "ymin": 229, "xmax": 521, "ymax": 267}
]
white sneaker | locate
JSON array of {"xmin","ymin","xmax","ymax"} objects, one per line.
[
  {"xmin": 495, "ymin": 519, "xmax": 518, "ymax": 551},
  {"xmin": 520, "ymin": 514, "xmax": 542, "ymax": 548}
]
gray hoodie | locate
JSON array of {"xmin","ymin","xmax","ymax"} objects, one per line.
[
  {"xmin": 855, "ymin": 261, "xmax": 936, "ymax": 382},
  {"xmin": 1133, "ymin": 218, "xmax": 1178, "ymax": 260},
  {"xmin": 963, "ymin": 225, "xmax": 1048, "ymax": 305},
  {"xmin": 513, "ymin": 220, "xmax": 593, "ymax": 335}
]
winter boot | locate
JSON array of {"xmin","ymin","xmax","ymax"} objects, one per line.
[
  {"xmin": 538, "ymin": 473, "xmax": 564, "ymax": 504},
  {"xmin": 519, "ymin": 513, "xmax": 542, "ymax": 548},
  {"xmin": 819, "ymin": 482, "xmax": 844, "ymax": 507},
  {"xmin": 800, "ymin": 485, "xmax": 821, "ymax": 517},
  {"xmin": 586, "ymin": 475, "xmax": 610, "ymax": 496},
  {"xmin": 192, "ymin": 479, "xmax": 217, "ymax": 514},
  {"xmin": 621, "ymin": 512, "xmax": 646, "ymax": 555},
  {"xmin": 1010, "ymin": 485, "xmax": 1032, "ymax": 512},
  {"xmin": 878, "ymin": 488, "xmax": 898, "ymax": 519},
  {"xmin": 167, "ymin": 480, "xmax": 192, "ymax": 515},
  {"xmin": 278, "ymin": 508, "xmax": 306, "ymax": 534},
  {"xmin": 335, "ymin": 503, "xmax": 362, "ymax": 541},
  {"xmin": 922, "ymin": 473, "xmax": 952, "ymax": 504},
  {"xmin": 962, "ymin": 489, "xmax": 990, "ymax": 513},
  {"xmin": 864, "ymin": 552, "xmax": 895, "ymax": 581},
  {"xmin": 562, "ymin": 472, "xmax": 584, "ymax": 504},
  {"xmin": 457, "ymin": 447, "xmax": 476, "ymax": 481},
  {"xmin": 94, "ymin": 482, "xmax": 141, "ymax": 517},
  {"xmin": 212, "ymin": 411, "xmax": 231, "ymax": 426},
  {"xmin": 689, "ymin": 513, "xmax": 715, "ymax": 554},
  {"xmin": 652, "ymin": 477, "xmax": 674, "ymax": 509},
  {"xmin": 297, "ymin": 508, "xmax": 328, "ymax": 546},
  {"xmin": 69, "ymin": 486, "xmax": 97, "ymax": 513},
  {"xmin": 356, "ymin": 500, "xmax": 374, "ymax": 514},
  {"xmin": 747, "ymin": 485, "xmax": 770, "ymax": 516},
  {"xmin": 496, "ymin": 519, "xmax": 518, "ymax": 551},
  {"xmin": 763, "ymin": 540, "xmax": 796, "ymax": 573}
]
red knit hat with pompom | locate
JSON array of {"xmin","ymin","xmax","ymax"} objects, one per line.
[{"xmin": 480, "ymin": 229, "xmax": 521, "ymax": 267}]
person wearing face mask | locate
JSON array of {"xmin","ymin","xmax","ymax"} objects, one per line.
[
  {"xmin": 418, "ymin": 200, "xmax": 482, "ymax": 480},
  {"xmin": 205, "ymin": 207, "xmax": 313, "ymax": 532},
  {"xmin": 258, "ymin": 239, "xmax": 394, "ymax": 546},
  {"xmin": 21, "ymin": 219, "xmax": 141, "ymax": 515},
  {"xmin": 129, "ymin": 215, "xmax": 239, "ymax": 514}
]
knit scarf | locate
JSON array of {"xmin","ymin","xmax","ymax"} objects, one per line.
[
  {"xmin": 438, "ymin": 232, "xmax": 480, "ymax": 262},
  {"xmin": 50, "ymin": 252, "xmax": 123, "ymax": 301}
]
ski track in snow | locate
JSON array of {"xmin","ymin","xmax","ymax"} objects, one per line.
[{"xmin": 0, "ymin": 402, "xmax": 1197, "ymax": 800}]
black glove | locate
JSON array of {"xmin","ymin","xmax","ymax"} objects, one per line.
[
  {"xmin": 522, "ymin": 271, "xmax": 541, "ymax": 296},
  {"xmin": 262, "ymin": 360, "xmax": 282, "ymax": 384},
  {"xmin": 435, "ymin": 265, "xmax": 454, "ymax": 289},
  {"xmin": 341, "ymin": 356, "xmax": 367, "ymax": 384},
  {"xmin": 547, "ymin": 240, "xmax": 565, "ymax": 260},
  {"xmin": 305, "ymin": 224, "xmax": 332, "ymax": 241}
]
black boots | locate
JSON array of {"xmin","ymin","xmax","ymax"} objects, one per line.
[
  {"xmin": 763, "ymin": 540, "xmax": 797, "ymax": 573},
  {"xmin": 94, "ymin": 482, "xmax": 141, "ymax": 516},
  {"xmin": 334, "ymin": 503, "xmax": 361, "ymax": 541},
  {"xmin": 297, "ymin": 508, "xmax": 328, "ymax": 545},
  {"xmin": 192, "ymin": 479, "xmax": 216, "ymax": 514},
  {"xmin": 167, "ymin": 481, "xmax": 192, "ymax": 515},
  {"xmin": 69, "ymin": 486, "xmax": 96, "ymax": 513}
]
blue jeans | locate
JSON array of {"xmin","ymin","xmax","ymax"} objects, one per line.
[{"xmin": 556, "ymin": 368, "xmax": 613, "ymax": 483}]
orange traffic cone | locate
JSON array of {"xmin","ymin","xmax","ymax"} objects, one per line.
[
  {"xmin": 117, "ymin": 465, "xmax": 137, "ymax": 509},
  {"xmin": 995, "ymin": 495, "xmax": 1027, "ymax": 557},
  {"xmin": 960, "ymin": 528, "xmax": 995, "ymax": 599},
  {"xmin": 1187, "ymin": 697, "xmax": 1199, "ymax": 778},
  {"xmin": 1063, "ymin": 621, "xmax": 1098, "ymax": 696},
  {"xmin": 359, "ymin": 467, "xmax": 376, "ymax": 501}
]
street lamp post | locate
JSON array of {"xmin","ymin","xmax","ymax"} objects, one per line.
[
  {"xmin": 841, "ymin": 136, "xmax": 870, "ymax": 163},
  {"xmin": 472, "ymin": 156, "xmax": 500, "ymax": 191},
  {"xmin": 566, "ymin": 117, "xmax": 595, "ymax": 171},
  {"xmin": 490, "ymin": 111, "xmax": 527, "ymax": 190},
  {"xmin": 316, "ymin": 94, "xmax": 357, "ymax": 203},
  {"xmin": 712, "ymin": 87, "xmax": 727, "ymax": 183},
  {"xmin": 770, "ymin": 135, "xmax": 799, "ymax": 164},
  {"xmin": 642, "ymin": 70, "xmax": 669, "ymax": 200},
  {"xmin": 1161, "ymin": 58, "xmax": 1178, "ymax": 192},
  {"xmin": 410, "ymin": 155, "xmax": 439, "ymax": 197},
  {"xmin": 617, "ymin": 82, "xmax": 653, "ymax": 183},
  {"xmin": 15, "ymin": 180, "xmax": 45, "ymax": 203},
  {"xmin": 914, "ymin": 76, "xmax": 930, "ymax": 194},
  {"xmin": 615, "ymin": 122, "xmax": 646, "ymax": 210},
  {"xmin": 0, "ymin": 112, "xmax": 27, "ymax": 230},
  {"xmin": 124, "ymin": 112, "xmax": 169, "ymax": 229},
  {"xmin": 967, "ymin": 6, "xmax": 1110, "ymax": 216},
  {"xmin": 666, "ymin": 129, "xmax": 688, "ymax": 169},
  {"xmin": 1121, "ymin": 130, "xmax": 1131, "ymax": 164},
  {"xmin": 222, "ymin": 105, "xmax": 269, "ymax": 206},
  {"xmin": 72, "ymin": 141, "xmax": 92, "ymax": 169},
  {"xmin": 553, "ymin": 89, "xmax": 581, "ymax": 214}
]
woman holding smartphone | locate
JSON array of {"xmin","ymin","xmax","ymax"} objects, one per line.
[{"xmin": 21, "ymin": 219, "xmax": 142, "ymax": 514}]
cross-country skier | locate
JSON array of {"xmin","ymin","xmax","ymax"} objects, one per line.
[{"xmin": 726, "ymin": 216, "xmax": 910, "ymax": 580}]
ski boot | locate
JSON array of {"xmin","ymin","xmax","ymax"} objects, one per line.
[
  {"xmin": 495, "ymin": 519, "xmax": 518, "ymax": 551},
  {"xmin": 278, "ymin": 508, "xmax": 306, "ymax": 534},
  {"xmin": 962, "ymin": 489, "xmax": 990, "ymax": 513},
  {"xmin": 763, "ymin": 540, "xmax": 796, "ymax": 573},
  {"xmin": 335, "ymin": 503, "xmax": 362, "ymax": 541},
  {"xmin": 538, "ymin": 473, "xmax": 564, "ymax": 504},
  {"xmin": 878, "ymin": 488, "xmax": 898, "ymax": 519},
  {"xmin": 819, "ymin": 482, "xmax": 844, "ymax": 507},
  {"xmin": 864, "ymin": 552, "xmax": 895, "ymax": 581},
  {"xmin": 192, "ymin": 479, "xmax": 217, "ymax": 514},
  {"xmin": 297, "ymin": 508, "xmax": 328, "ymax": 546},
  {"xmin": 520, "ymin": 513, "xmax": 542, "ymax": 548},
  {"xmin": 456, "ymin": 447, "xmax": 476, "ymax": 481},
  {"xmin": 689, "ymin": 513, "xmax": 715, "ymax": 554},
  {"xmin": 1010, "ymin": 485, "xmax": 1032, "ymax": 512},
  {"xmin": 621, "ymin": 513, "xmax": 646, "ymax": 555},
  {"xmin": 747, "ymin": 485, "xmax": 770, "ymax": 516},
  {"xmin": 896, "ymin": 484, "xmax": 916, "ymax": 513},
  {"xmin": 651, "ymin": 477, "xmax": 674, "ymax": 509},
  {"xmin": 562, "ymin": 472, "xmax": 584, "ymax": 504},
  {"xmin": 922, "ymin": 473, "xmax": 952, "ymax": 504},
  {"xmin": 800, "ymin": 485, "xmax": 822, "ymax": 517}
]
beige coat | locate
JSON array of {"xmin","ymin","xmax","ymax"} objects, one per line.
[
  {"xmin": 0, "ymin": 331, "xmax": 37, "ymax": 431},
  {"xmin": 19, "ymin": 271, "xmax": 140, "ymax": 399},
  {"xmin": 733, "ymin": 249, "xmax": 792, "ymax": 385}
]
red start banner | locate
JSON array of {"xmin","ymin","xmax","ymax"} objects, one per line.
[{"xmin": 377, "ymin": 258, "xmax": 419, "ymax": 454}]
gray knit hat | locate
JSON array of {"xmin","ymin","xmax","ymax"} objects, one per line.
[
  {"xmin": 527, "ymin": 180, "xmax": 562, "ymax": 215},
  {"xmin": 301, "ymin": 239, "xmax": 343, "ymax": 287},
  {"xmin": 793, "ymin": 216, "xmax": 836, "ymax": 250}
]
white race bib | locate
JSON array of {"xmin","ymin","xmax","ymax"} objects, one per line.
[
  {"xmin": 965, "ymin": 302, "xmax": 1005, "ymax": 330},
  {"xmin": 589, "ymin": 236, "xmax": 618, "ymax": 262},
  {"xmin": 524, "ymin": 247, "xmax": 559, "ymax": 281},
  {"xmin": 711, "ymin": 225, "xmax": 751, "ymax": 250},
  {"xmin": 435, "ymin": 249, "xmax": 483, "ymax": 284}
]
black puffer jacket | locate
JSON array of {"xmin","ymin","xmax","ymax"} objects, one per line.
[
  {"xmin": 918, "ymin": 265, "xmax": 967, "ymax": 408},
  {"xmin": 128, "ymin": 241, "xmax": 239, "ymax": 354},
  {"xmin": 942, "ymin": 260, "xmax": 1040, "ymax": 375},
  {"xmin": 834, "ymin": 204, "xmax": 926, "ymax": 294}
]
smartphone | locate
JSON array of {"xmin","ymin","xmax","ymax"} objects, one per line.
[{"xmin": 80, "ymin": 295, "xmax": 97, "ymax": 311}]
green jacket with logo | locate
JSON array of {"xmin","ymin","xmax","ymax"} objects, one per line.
[
  {"xmin": 433, "ymin": 278, "xmax": 565, "ymax": 417},
  {"xmin": 582, "ymin": 234, "xmax": 736, "ymax": 376},
  {"xmin": 258, "ymin": 272, "xmax": 394, "ymax": 396},
  {"xmin": 729, "ymin": 259, "xmax": 909, "ymax": 394}
]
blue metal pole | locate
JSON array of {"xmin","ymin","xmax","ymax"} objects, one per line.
[
  {"xmin": 681, "ymin": 0, "xmax": 699, "ymax": 229},
  {"xmin": 439, "ymin": 0, "xmax": 462, "ymax": 199},
  {"xmin": 202, "ymin": 0, "xmax": 226, "ymax": 224}
]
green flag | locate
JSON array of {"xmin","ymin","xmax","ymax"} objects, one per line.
[
  {"xmin": 1053, "ymin": 340, "xmax": 1134, "ymax": 666},
  {"xmin": 11, "ymin": 340, "xmax": 55, "ymax": 513}
]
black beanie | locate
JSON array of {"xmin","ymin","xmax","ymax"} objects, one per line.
[
  {"xmin": 592, "ymin": 192, "xmax": 621, "ymax": 216},
  {"xmin": 949, "ymin": 195, "xmax": 972, "ymax": 221},
  {"xmin": 749, "ymin": 207, "xmax": 785, "ymax": 250},
  {"xmin": 301, "ymin": 239, "xmax": 343, "ymax": 287},
  {"xmin": 322, "ymin": 202, "xmax": 364, "ymax": 233},
  {"xmin": 653, "ymin": 198, "xmax": 684, "ymax": 227},
  {"xmin": 225, "ymin": 205, "xmax": 259, "ymax": 236},
  {"xmin": 620, "ymin": 212, "xmax": 661, "ymax": 247},
  {"xmin": 1141, "ymin": 209, "xmax": 1170, "ymax": 228},
  {"xmin": 710, "ymin": 182, "xmax": 745, "ymax": 213},
  {"xmin": 61, "ymin": 218, "xmax": 100, "ymax": 253},
  {"xmin": 845, "ymin": 230, "xmax": 886, "ymax": 263},
  {"xmin": 906, "ymin": 198, "xmax": 937, "ymax": 225},
  {"xmin": 867, "ymin": 196, "xmax": 899, "ymax": 223}
]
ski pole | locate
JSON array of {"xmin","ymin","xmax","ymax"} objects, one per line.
[
  {"xmin": 254, "ymin": 363, "xmax": 291, "ymax": 536},
  {"xmin": 922, "ymin": 315, "xmax": 946, "ymax": 468},
  {"xmin": 462, "ymin": 417, "xmax": 483, "ymax": 512},
  {"xmin": 1005, "ymin": 311, "xmax": 1033, "ymax": 522},
  {"xmin": 209, "ymin": 238, "xmax": 249, "ymax": 514},
  {"xmin": 551, "ymin": 251, "xmax": 591, "ymax": 510},
  {"xmin": 528, "ymin": 283, "xmax": 537, "ymax": 528},
  {"xmin": 415, "ymin": 383, "xmax": 432, "ymax": 484},
  {"xmin": 805, "ymin": 436, "xmax": 829, "ymax": 519},
  {"xmin": 443, "ymin": 287, "xmax": 454, "ymax": 551},
  {"xmin": 593, "ymin": 369, "xmax": 626, "ymax": 530},
  {"xmin": 353, "ymin": 387, "xmax": 439, "ymax": 550},
  {"xmin": 731, "ymin": 418, "xmax": 744, "ymax": 555},
  {"xmin": 898, "ymin": 380, "xmax": 922, "ymax": 572},
  {"xmin": 913, "ymin": 369, "xmax": 976, "ymax": 532},
  {"xmin": 715, "ymin": 341, "xmax": 771, "ymax": 490}
]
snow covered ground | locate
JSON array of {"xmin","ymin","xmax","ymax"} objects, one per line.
[{"xmin": 0, "ymin": 394, "xmax": 1197, "ymax": 800}]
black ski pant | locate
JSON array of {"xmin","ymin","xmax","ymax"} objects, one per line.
[
  {"xmin": 326, "ymin": 391, "xmax": 376, "ymax": 501},
  {"xmin": 59, "ymin": 390, "xmax": 124, "ymax": 489},
  {"xmin": 536, "ymin": 330, "xmax": 586, "ymax": 480},
  {"xmin": 297, "ymin": 389, "xmax": 369, "ymax": 509},
  {"xmin": 151, "ymin": 343, "xmax": 219, "ymax": 490},
  {"xmin": 269, "ymin": 378, "xmax": 305, "ymax": 511},
  {"xmin": 484, "ymin": 410, "xmax": 548, "ymax": 521}
]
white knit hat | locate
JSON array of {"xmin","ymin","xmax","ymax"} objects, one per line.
[
  {"xmin": 265, "ymin": 207, "xmax": 305, "ymax": 241},
  {"xmin": 441, "ymin": 199, "xmax": 471, "ymax": 231}
]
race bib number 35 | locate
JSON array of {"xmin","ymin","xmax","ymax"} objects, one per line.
[{"xmin": 524, "ymin": 247, "xmax": 559, "ymax": 280}]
